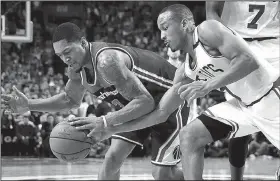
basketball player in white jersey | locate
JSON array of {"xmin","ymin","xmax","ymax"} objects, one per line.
[
  {"xmin": 206, "ymin": 2, "xmax": 280, "ymax": 179},
  {"xmin": 206, "ymin": 1, "xmax": 279, "ymax": 71},
  {"xmin": 80, "ymin": 4, "xmax": 279, "ymax": 180}
]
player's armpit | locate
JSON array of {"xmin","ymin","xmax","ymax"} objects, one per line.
[{"xmin": 97, "ymin": 50, "xmax": 155, "ymax": 126}]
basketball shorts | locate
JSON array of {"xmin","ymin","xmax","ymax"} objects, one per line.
[
  {"xmin": 112, "ymin": 102, "xmax": 189, "ymax": 166},
  {"xmin": 200, "ymin": 84, "xmax": 280, "ymax": 149}
]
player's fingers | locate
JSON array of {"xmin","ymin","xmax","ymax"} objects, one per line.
[
  {"xmin": 1, "ymin": 94, "xmax": 13, "ymax": 101},
  {"xmin": 177, "ymin": 84, "xmax": 189, "ymax": 94},
  {"xmin": 87, "ymin": 129, "xmax": 97, "ymax": 137},
  {"xmin": 69, "ymin": 119, "xmax": 90, "ymax": 126},
  {"xmin": 87, "ymin": 128, "xmax": 102, "ymax": 138},
  {"xmin": 75, "ymin": 124, "xmax": 93, "ymax": 130},
  {"xmin": 2, "ymin": 99, "xmax": 10, "ymax": 104},
  {"xmin": 68, "ymin": 117, "xmax": 87, "ymax": 122},
  {"xmin": 12, "ymin": 86, "xmax": 23, "ymax": 96},
  {"xmin": 1, "ymin": 104, "xmax": 10, "ymax": 109},
  {"xmin": 179, "ymin": 87, "xmax": 193, "ymax": 100}
]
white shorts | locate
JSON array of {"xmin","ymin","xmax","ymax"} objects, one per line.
[
  {"xmin": 247, "ymin": 38, "xmax": 279, "ymax": 72},
  {"xmin": 204, "ymin": 85, "xmax": 280, "ymax": 149}
]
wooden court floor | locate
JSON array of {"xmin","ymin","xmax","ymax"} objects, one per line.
[{"xmin": 1, "ymin": 156, "xmax": 279, "ymax": 180}]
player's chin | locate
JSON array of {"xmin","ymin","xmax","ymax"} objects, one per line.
[{"xmin": 170, "ymin": 46, "xmax": 178, "ymax": 52}]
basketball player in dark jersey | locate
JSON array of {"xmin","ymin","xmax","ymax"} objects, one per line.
[{"xmin": 1, "ymin": 22, "xmax": 189, "ymax": 180}]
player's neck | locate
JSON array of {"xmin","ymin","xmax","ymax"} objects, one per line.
[
  {"xmin": 183, "ymin": 31, "xmax": 195, "ymax": 58},
  {"xmin": 83, "ymin": 42, "xmax": 93, "ymax": 69}
]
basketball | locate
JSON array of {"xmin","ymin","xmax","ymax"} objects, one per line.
[{"xmin": 50, "ymin": 121, "xmax": 95, "ymax": 162}]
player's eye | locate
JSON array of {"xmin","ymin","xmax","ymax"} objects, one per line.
[
  {"xmin": 64, "ymin": 50, "xmax": 70, "ymax": 55},
  {"xmin": 163, "ymin": 26, "xmax": 168, "ymax": 30}
]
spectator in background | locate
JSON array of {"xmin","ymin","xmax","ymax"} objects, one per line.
[
  {"xmin": 30, "ymin": 111, "xmax": 42, "ymax": 127},
  {"xmin": 248, "ymin": 132, "xmax": 276, "ymax": 159},
  {"xmin": 1, "ymin": 111, "xmax": 18, "ymax": 156},
  {"xmin": 16, "ymin": 112, "xmax": 38, "ymax": 156},
  {"xmin": 205, "ymin": 139, "xmax": 229, "ymax": 158},
  {"xmin": 1, "ymin": 111, "xmax": 16, "ymax": 130},
  {"xmin": 40, "ymin": 114, "xmax": 55, "ymax": 157}
]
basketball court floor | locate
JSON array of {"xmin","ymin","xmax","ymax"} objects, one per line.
[{"xmin": 1, "ymin": 156, "xmax": 279, "ymax": 180}]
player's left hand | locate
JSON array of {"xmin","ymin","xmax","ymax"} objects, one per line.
[
  {"xmin": 68, "ymin": 116, "xmax": 105, "ymax": 136},
  {"xmin": 178, "ymin": 81, "xmax": 211, "ymax": 107}
]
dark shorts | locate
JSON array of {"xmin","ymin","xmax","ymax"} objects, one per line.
[{"xmin": 112, "ymin": 102, "xmax": 189, "ymax": 166}]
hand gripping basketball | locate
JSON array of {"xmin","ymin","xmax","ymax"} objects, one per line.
[
  {"xmin": 1, "ymin": 86, "xmax": 29, "ymax": 114},
  {"xmin": 68, "ymin": 116, "xmax": 105, "ymax": 137}
]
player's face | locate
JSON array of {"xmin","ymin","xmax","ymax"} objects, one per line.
[
  {"xmin": 53, "ymin": 39, "xmax": 87, "ymax": 71},
  {"xmin": 157, "ymin": 11, "xmax": 187, "ymax": 52}
]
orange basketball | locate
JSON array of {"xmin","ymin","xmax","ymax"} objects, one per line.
[{"xmin": 50, "ymin": 121, "xmax": 95, "ymax": 162}]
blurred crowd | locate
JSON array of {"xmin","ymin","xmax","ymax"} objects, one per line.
[{"xmin": 1, "ymin": 1, "xmax": 279, "ymax": 159}]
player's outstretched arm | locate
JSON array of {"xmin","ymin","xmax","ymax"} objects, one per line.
[
  {"xmin": 198, "ymin": 20, "xmax": 260, "ymax": 91},
  {"xmin": 205, "ymin": 1, "xmax": 225, "ymax": 24},
  {"xmin": 2, "ymin": 78, "xmax": 86, "ymax": 114},
  {"xmin": 107, "ymin": 64, "xmax": 192, "ymax": 134},
  {"xmin": 28, "ymin": 78, "xmax": 86, "ymax": 113},
  {"xmin": 96, "ymin": 50, "xmax": 155, "ymax": 126}
]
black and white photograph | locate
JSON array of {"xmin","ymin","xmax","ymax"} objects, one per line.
[{"xmin": 1, "ymin": 1, "xmax": 279, "ymax": 180}]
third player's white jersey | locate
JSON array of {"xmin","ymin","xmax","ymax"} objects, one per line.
[
  {"xmin": 221, "ymin": 1, "xmax": 279, "ymax": 38},
  {"xmin": 184, "ymin": 27, "xmax": 279, "ymax": 105}
]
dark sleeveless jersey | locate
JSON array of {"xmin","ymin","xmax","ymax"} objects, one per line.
[{"xmin": 81, "ymin": 42, "xmax": 176, "ymax": 110}]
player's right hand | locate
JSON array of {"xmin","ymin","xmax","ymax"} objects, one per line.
[{"xmin": 1, "ymin": 86, "xmax": 29, "ymax": 114}]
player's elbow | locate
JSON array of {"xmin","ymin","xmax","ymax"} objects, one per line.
[
  {"xmin": 141, "ymin": 95, "xmax": 155, "ymax": 113},
  {"xmin": 64, "ymin": 93, "xmax": 81, "ymax": 111},
  {"xmin": 155, "ymin": 107, "xmax": 170, "ymax": 124},
  {"xmin": 243, "ymin": 54, "xmax": 260, "ymax": 71}
]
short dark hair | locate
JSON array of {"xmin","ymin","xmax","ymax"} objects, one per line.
[
  {"xmin": 52, "ymin": 22, "xmax": 83, "ymax": 43},
  {"xmin": 159, "ymin": 4, "xmax": 194, "ymax": 22}
]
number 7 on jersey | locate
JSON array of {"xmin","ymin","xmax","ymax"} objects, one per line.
[{"xmin": 247, "ymin": 4, "xmax": 265, "ymax": 29}]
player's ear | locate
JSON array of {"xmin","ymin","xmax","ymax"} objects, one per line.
[
  {"xmin": 181, "ymin": 18, "xmax": 188, "ymax": 30},
  {"xmin": 81, "ymin": 37, "xmax": 87, "ymax": 49},
  {"xmin": 183, "ymin": 19, "xmax": 195, "ymax": 33}
]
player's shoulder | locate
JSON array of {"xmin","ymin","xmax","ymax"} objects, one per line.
[
  {"xmin": 198, "ymin": 20, "xmax": 223, "ymax": 38},
  {"xmin": 96, "ymin": 49, "xmax": 119, "ymax": 69},
  {"xmin": 198, "ymin": 20, "xmax": 225, "ymax": 46}
]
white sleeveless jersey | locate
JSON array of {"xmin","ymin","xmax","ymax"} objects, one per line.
[
  {"xmin": 184, "ymin": 27, "xmax": 279, "ymax": 105},
  {"xmin": 221, "ymin": 1, "xmax": 280, "ymax": 38}
]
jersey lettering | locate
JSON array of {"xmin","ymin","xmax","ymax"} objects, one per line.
[
  {"xmin": 98, "ymin": 89, "xmax": 119, "ymax": 100},
  {"xmin": 196, "ymin": 64, "xmax": 224, "ymax": 81}
]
